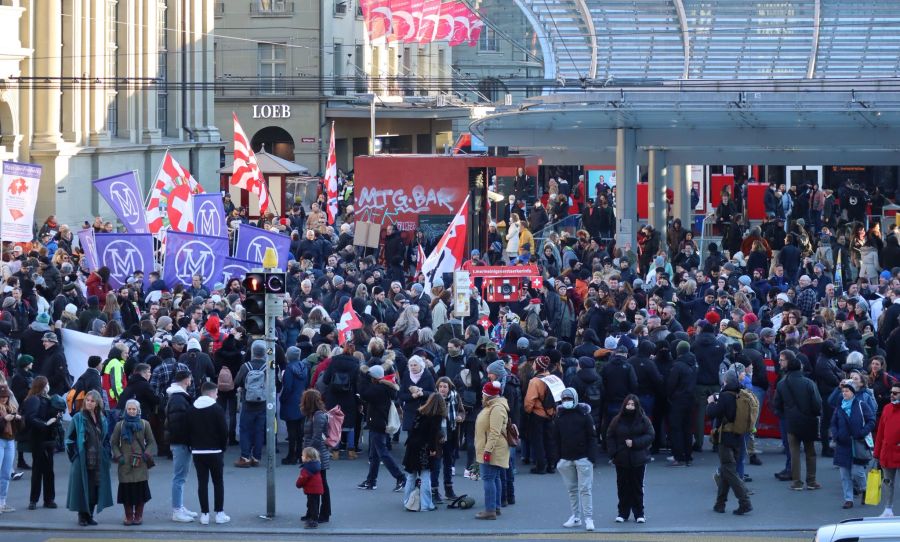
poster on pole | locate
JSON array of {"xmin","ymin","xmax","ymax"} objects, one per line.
[{"xmin": 1, "ymin": 161, "xmax": 42, "ymax": 242}]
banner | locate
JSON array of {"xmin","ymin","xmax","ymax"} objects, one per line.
[
  {"xmin": 61, "ymin": 329, "xmax": 114, "ymax": 388},
  {"xmin": 388, "ymin": 0, "xmax": 415, "ymax": 42},
  {"xmin": 163, "ymin": 230, "xmax": 229, "ymax": 289},
  {"xmin": 449, "ymin": 1, "xmax": 472, "ymax": 46},
  {"xmin": 192, "ymin": 193, "xmax": 227, "ymax": 238},
  {"xmin": 232, "ymin": 113, "xmax": 270, "ymax": 215},
  {"xmin": 218, "ymin": 256, "xmax": 258, "ymax": 284},
  {"xmin": 234, "ymin": 224, "xmax": 291, "ymax": 269},
  {"xmin": 92, "ymin": 171, "xmax": 149, "ymax": 233},
  {"xmin": 416, "ymin": 0, "xmax": 441, "ymax": 43},
  {"xmin": 1, "ymin": 161, "xmax": 42, "ymax": 242},
  {"xmin": 93, "ymin": 233, "xmax": 155, "ymax": 289},
  {"xmin": 361, "ymin": 0, "xmax": 392, "ymax": 41},
  {"xmin": 77, "ymin": 228, "xmax": 99, "ymax": 271}
]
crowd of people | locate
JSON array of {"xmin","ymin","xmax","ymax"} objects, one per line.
[{"xmin": 0, "ymin": 174, "xmax": 899, "ymax": 530}]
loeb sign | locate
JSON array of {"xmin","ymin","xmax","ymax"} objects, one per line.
[{"xmin": 252, "ymin": 104, "xmax": 292, "ymax": 119}]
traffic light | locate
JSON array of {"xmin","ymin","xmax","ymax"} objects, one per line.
[
  {"xmin": 265, "ymin": 272, "xmax": 286, "ymax": 294},
  {"xmin": 243, "ymin": 272, "xmax": 266, "ymax": 335}
]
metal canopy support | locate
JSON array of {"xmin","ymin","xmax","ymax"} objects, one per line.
[
  {"xmin": 671, "ymin": 165, "xmax": 691, "ymax": 232},
  {"xmin": 648, "ymin": 149, "xmax": 667, "ymax": 248},
  {"xmin": 615, "ymin": 128, "xmax": 637, "ymax": 248}
]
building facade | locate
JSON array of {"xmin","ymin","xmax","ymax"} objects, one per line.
[{"xmin": 0, "ymin": 0, "xmax": 221, "ymax": 230}]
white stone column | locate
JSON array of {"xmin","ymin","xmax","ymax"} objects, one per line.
[
  {"xmin": 142, "ymin": 0, "xmax": 161, "ymax": 143},
  {"xmin": 672, "ymin": 165, "xmax": 692, "ymax": 231},
  {"xmin": 31, "ymin": 0, "xmax": 63, "ymax": 150},
  {"xmin": 88, "ymin": 0, "xmax": 109, "ymax": 145},
  {"xmin": 615, "ymin": 128, "xmax": 637, "ymax": 248},
  {"xmin": 648, "ymin": 148, "xmax": 667, "ymax": 253}
]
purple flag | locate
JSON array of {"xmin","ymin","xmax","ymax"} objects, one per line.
[
  {"xmin": 93, "ymin": 171, "xmax": 149, "ymax": 234},
  {"xmin": 218, "ymin": 257, "xmax": 258, "ymax": 284},
  {"xmin": 192, "ymin": 193, "xmax": 227, "ymax": 238},
  {"xmin": 163, "ymin": 230, "xmax": 229, "ymax": 289},
  {"xmin": 93, "ymin": 233, "xmax": 155, "ymax": 289},
  {"xmin": 234, "ymin": 224, "xmax": 291, "ymax": 269},
  {"xmin": 77, "ymin": 228, "xmax": 98, "ymax": 272}
]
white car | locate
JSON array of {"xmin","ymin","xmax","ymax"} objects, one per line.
[{"xmin": 814, "ymin": 516, "xmax": 900, "ymax": 542}]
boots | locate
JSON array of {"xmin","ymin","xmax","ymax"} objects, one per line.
[
  {"xmin": 444, "ymin": 484, "xmax": 458, "ymax": 500},
  {"xmin": 348, "ymin": 449, "xmax": 358, "ymax": 460},
  {"xmin": 432, "ymin": 488, "xmax": 444, "ymax": 504},
  {"xmin": 133, "ymin": 503, "xmax": 144, "ymax": 525},
  {"xmin": 123, "ymin": 505, "xmax": 133, "ymax": 526}
]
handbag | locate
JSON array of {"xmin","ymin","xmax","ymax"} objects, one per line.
[
  {"xmin": 865, "ymin": 467, "xmax": 882, "ymax": 506},
  {"xmin": 386, "ymin": 403, "xmax": 401, "ymax": 435},
  {"xmin": 134, "ymin": 429, "xmax": 155, "ymax": 469},
  {"xmin": 851, "ymin": 437, "xmax": 873, "ymax": 463},
  {"xmin": 404, "ymin": 479, "xmax": 421, "ymax": 511}
]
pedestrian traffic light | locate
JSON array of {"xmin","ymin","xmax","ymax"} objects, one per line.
[
  {"xmin": 243, "ymin": 272, "xmax": 266, "ymax": 335},
  {"xmin": 264, "ymin": 272, "xmax": 286, "ymax": 294}
]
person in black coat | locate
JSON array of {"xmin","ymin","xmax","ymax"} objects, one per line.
[
  {"xmin": 627, "ymin": 341, "xmax": 663, "ymax": 420},
  {"xmin": 691, "ymin": 323, "xmax": 725, "ymax": 451},
  {"xmin": 322, "ymin": 342, "xmax": 360, "ymax": 457},
  {"xmin": 398, "ymin": 355, "xmax": 435, "ymax": 433},
  {"xmin": 21, "ymin": 375, "xmax": 60, "ymax": 508},
  {"xmin": 38, "ymin": 332, "xmax": 69, "ymax": 396},
  {"xmin": 357, "ymin": 365, "xmax": 405, "ymax": 491},
  {"xmin": 117, "ymin": 364, "xmax": 159, "ymax": 421},
  {"xmin": 666, "ymin": 342, "xmax": 697, "ymax": 466},
  {"xmin": 772, "ymin": 350, "xmax": 822, "ymax": 490},
  {"xmin": 381, "ymin": 225, "xmax": 405, "ymax": 269},
  {"xmin": 600, "ymin": 348, "xmax": 638, "ymax": 440},
  {"xmin": 214, "ymin": 332, "xmax": 244, "ymax": 445},
  {"xmin": 606, "ymin": 394, "xmax": 655, "ymax": 522},
  {"xmin": 570, "ymin": 357, "xmax": 603, "ymax": 432},
  {"xmin": 812, "ymin": 341, "xmax": 843, "ymax": 457},
  {"xmin": 554, "ymin": 388, "xmax": 598, "ymax": 529}
]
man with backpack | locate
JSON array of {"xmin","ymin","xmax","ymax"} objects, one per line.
[
  {"xmin": 523, "ymin": 355, "xmax": 561, "ymax": 474},
  {"xmin": 233, "ymin": 340, "xmax": 268, "ymax": 467},
  {"xmin": 68, "ymin": 355, "xmax": 109, "ymax": 415},
  {"xmin": 707, "ymin": 368, "xmax": 756, "ymax": 515}
]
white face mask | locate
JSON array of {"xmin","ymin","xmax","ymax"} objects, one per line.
[
  {"xmin": 892, "ymin": 395, "xmax": 900, "ymax": 405},
  {"xmin": 561, "ymin": 400, "xmax": 575, "ymax": 409}
]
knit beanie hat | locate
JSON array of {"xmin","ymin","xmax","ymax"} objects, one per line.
[{"xmin": 676, "ymin": 341, "xmax": 691, "ymax": 356}]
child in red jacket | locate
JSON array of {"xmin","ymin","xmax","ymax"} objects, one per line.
[{"xmin": 296, "ymin": 447, "xmax": 324, "ymax": 528}]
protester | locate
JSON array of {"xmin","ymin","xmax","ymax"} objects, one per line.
[
  {"xmin": 0, "ymin": 386, "xmax": 22, "ymax": 513},
  {"xmin": 110, "ymin": 399, "xmax": 155, "ymax": 525},
  {"xmin": 233, "ymin": 340, "xmax": 267, "ymax": 467},
  {"xmin": 874, "ymin": 381, "xmax": 900, "ymax": 517},
  {"xmin": 830, "ymin": 380, "xmax": 876, "ymax": 509},
  {"xmin": 165, "ymin": 370, "xmax": 197, "ymax": 522},
  {"xmin": 606, "ymin": 394, "xmax": 652, "ymax": 524},
  {"xmin": 357, "ymin": 364, "xmax": 405, "ymax": 492},
  {"xmin": 21, "ymin": 375, "xmax": 58, "ymax": 509},
  {"xmin": 401, "ymin": 392, "xmax": 446, "ymax": 512},
  {"xmin": 187, "ymin": 381, "xmax": 229, "ymax": 525},
  {"xmin": 474, "ymin": 381, "xmax": 509, "ymax": 520},
  {"xmin": 300, "ymin": 389, "xmax": 331, "ymax": 523},
  {"xmin": 65, "ymin": 390, "xmax": 113, "ymax": 526},
  {"xmin": 556, "ymin": 387, "xmax": 599, "ymax": 530}
]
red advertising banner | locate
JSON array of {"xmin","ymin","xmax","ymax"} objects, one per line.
[{"xmin": 388, "ymin": 0, "xmax": 415, "ymax": 42}]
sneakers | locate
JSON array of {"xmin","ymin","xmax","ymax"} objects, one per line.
[
  {"xmin": 0, "ymin": 505, "xmax": 15, "ymax": 513},
  {"xmin": 249, "ymin": 458, "xmax": 260, "ymax": 467},
  {"xmin": 463, "ymin": 469, "xmax": 472, "ymax": 479},
  {"xmin": 563, "ymin": 515, "xmax": 582, "ymax": 528},
  {"xmin": 10, "ymin": 472, "xmax": 23, "ymax": 481},
  {"xmin": 585, "ymin": 518, "xmax": 595, "ymax": 531},
  {"xmin": 393, "ymin": 477, "xmax": 406, "ymax": 492},
  {"xmin": 200, "ymin": 513, "xmax": 210, "ymax": 525},
  {"xmin": 172, "ymin": 510, "xmax": 194, "ymax": 523},
  {"xmin": 668, "ymin": 461, "xmax": 687, "ymax": 467},
  {"xmin": 451, "ymin": 466, "xmax": 456, "ymax": 476},
  {"xmin": 215, "ymin": 511, "xmax": 231, "ymax": 524},
  {"xmin": 879, "ymin": 508, "xmax": 894, "ymax": 518},
  {"xmin": 180, "ymin": 507, "xmax": 199, "ymax": 518},
  {"xmin": 304, "ymin": 520, "xmax": 319, "ymax": 529},
  {"xmin": 749, "ymin": 454, "xmax": 763, "ymax": 466},
  {"xmin": 806, "ymin": 481, "xmax": 822, "ymax": 490},
  {"xmin": 790, "ymin": 481, "xmax": 805, "ymax": 491},
  {"xmin": 615, "ymin": 516, "xmax": 625, "ymax": 523},
  {"xmin": 713, "ymin": 470, "xmax": 721, "ymax": 486},
  {"xmin": 635, "ymin": 517, "xmax": 645, "ymax": 524},
  {"xmin": 234, "ymin": 457, "xmax": 252, "ymax": 468},
  {"xmin": 357, "ymin": 481, "xmax": 376, "ymax": 490}
]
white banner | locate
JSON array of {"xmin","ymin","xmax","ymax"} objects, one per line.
[
  {"xmin": 1, "ymin": 161, "xmax": 42, "ymax": 242},
  {"xmin": 61, "ymin": 328, "xmax": 114, "ymax": 383}
]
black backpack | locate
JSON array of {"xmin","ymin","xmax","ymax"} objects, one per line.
[
  {"xmin": 584, "ymin": 380, "xmax": 603, "ymax": 404},
  {"xmin": 330, "ymin": 370, "xmax": 351, "ymax": 393}
]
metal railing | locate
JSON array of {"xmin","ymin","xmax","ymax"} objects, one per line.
[{"xmin": 534, "ymin": 213, "xmax": 583, "ymax": 250}]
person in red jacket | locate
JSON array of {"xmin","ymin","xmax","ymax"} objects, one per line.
[
  {"xmin": 296, "ymin": 447, "xmax": 325, "ymax": 529},
  {"xmin": 86, "ymin": 267, "xmax": 112, "ymax": 309},
  {"xmin": 874, "ymin": 382, "xmax": 900, "ymax": 518}
]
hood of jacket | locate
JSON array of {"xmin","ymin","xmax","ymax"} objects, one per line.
[
  {"xmin": 302, "ymin": 460, "xmax": 322, "ymax": 475},
  {"xmin": 166, "ymin": 383, "xmax": 188, "ymax": 396},
  {"xmin": 193, "ymin": 395, "xmax": 216, "ymax": 409}
]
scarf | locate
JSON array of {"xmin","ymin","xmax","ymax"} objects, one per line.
[
  {"xmin": 840, "ymin": 397, "xmax": 853, "ymax": 417},
  {"xmin": 409, "ymin": 367, "xmax": 423, "ymax": 385},
  {"xmin": 120, "ymin": 413, "xmax": 143, "ymax": 443}
]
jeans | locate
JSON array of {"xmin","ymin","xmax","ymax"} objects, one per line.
[
  {"xmin": 216, "ymin": 392, "xmax": 238, "ymax": 442},
  {"xmin": 787, "ymin": 433, "xmax": 817, "ymax": 484},
  {"xmin": 404, "ymin": 471, "xmax": 434, "ymax": 511},
  {"xmin": 480, "ymin": 463, "xmax": 503, "ymax": 512},
  {"xmin": 500, "ymin": 446, "xmax": 516, "ymax": 504},
  {"xmin": 239, "ymin": 407, "xmax": 265, "ymax": 460},
  {"xmin": 839, "ymin": 464, "xmax": 866, "ymax": 502},
  {"xmin": 339, "ymin": 428, "xmax": 355, "ymax": 451},
  {"xmin": 737, "ymin": 434, "xmax": 747, "ymax": 478},
  {"xmin": 193, "ymin": 453, "xmax": 225, "ymax": 513},
  {"xmin": 365, "ymin": 430, "xmax": 402, "ymax": 484},
  {"xmin": 0, "ymin": 438, "xmax": 14, "ymax": 503},
  {"xmin": 883, "ymin": 467, "xmax": 897, "ymax": 510},
  {"xmin": 558, "ymin": 458, "xmax": 594, "ymax": 520},
  {"xmin": 171, "ymin": 444, "xmax": 192, "ymax": 510}
]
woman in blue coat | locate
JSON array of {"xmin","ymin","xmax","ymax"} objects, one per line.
[
  {"xmin": 280, "ymin": 347, "xmax": 309, "ymax": 465},
  {"xmin": 830, "ymin": 380, "xmax": 876, "ymax": 509},
  {"xmin": 65, "ymin": 390, "xmax": 113, "ymax": 526}
]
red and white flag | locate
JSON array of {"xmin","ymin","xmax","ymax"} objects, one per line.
[
  {"xmin": 433, "ymin": 1, "xmax": 456, "ymax": 41},
  {"xmin": 416, "ymin": 0, "xmax": 442, "ymax": 43},
  {"xmin": 387, "ymin": 0, "xmax": 416, "ymax": 42},
  {"xmin": 415, "ymin": 243, "xmax": 426, "ymax": 275},
  {"xmin": 361, "ymin": 0, "xmax": 392, "ymax": 41},
  {"xmin": 467, "ymin": 16, "xmax": 484, "ymax": 47},
  {"xmin": 146, "ymin": 151, "xmax": 203, "ymax": 234},
  {"xmin": 337, "ymin": 299, "xmax": 363, "ymax": 345},
  {"xmin": 449, "ymin": 2, "xmax": 472, "ymax": 46},
  {"xmin": 231, "ymin": 112, "xmax": 270, "ymax": 215},
  {"xmin": 324, "ymin": 122, "xmax": 338, "ymax": 225},
  {"xmin": 420, "ymin": 195, "xmax": 469, "ymax": 292}
]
